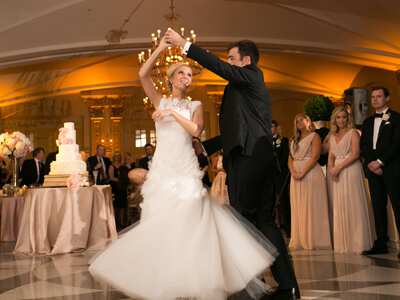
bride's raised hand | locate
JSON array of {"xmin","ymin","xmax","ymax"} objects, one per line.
[{"xmin": 158, "ymin": 35, "xmax": 169, "ymax": 50}]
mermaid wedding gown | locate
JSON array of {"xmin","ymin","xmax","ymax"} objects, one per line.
[{"xmin": 89, "ymin": 97, "xmax": 277, "ymax": 300}]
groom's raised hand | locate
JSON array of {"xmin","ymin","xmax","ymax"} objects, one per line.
[{"xmin": 165, "ymin": 29, "xmax": 187, "ymax": 48}]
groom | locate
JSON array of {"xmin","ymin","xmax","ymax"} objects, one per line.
[
  {"xmin": 166, "ymin": 29, "xmax": 299, "ymax": 299},
  {"xmin": 360, "ymin": 86, "xmax": 400, "ymax": 257}
]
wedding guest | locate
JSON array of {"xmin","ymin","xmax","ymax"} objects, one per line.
[
  {"xmin": 43, "ymin": 150, "xmax": 58, "ymax": 176},
  {"xmin": 20, "ymin": 147, "xmax": 45, "ymax": 187},
  {"xmin": 124, "ymin": 152, "xmax": 136, "ymax": 169},
  {"xmin": 360, "ymin": 86, "xmax": 400, "ymax": 257},
  {"xmin": 109, "ymin": 151, "xmax": 128, "ymax": 230},
  {"xmin": 88, "ymin": 145, "xmax": 111, "ymax": 185},
  {"xmin": 138, "ymin": 144, "xmax": 154, "ymax": 170},
  {"xmin": 288, "ymin": 114, "xmax": 332, "ymax": 250},
  {"xmin": 328, "ymin": 106, "xmax": 373, "ymax": 253},
  {"xmin": 0, "ymin": 160, "xmax": 11, "ymax": 188},
  {"xmin": 210, "ymin": 150, "xmax": 229, "ymax": 204},
  {"xmin": 192, "ymin": 137, "xmax": 211, "ymax": 187},
  {"xmin": 271, "ymin": 119, "xmax": 291, "ymax": 238}
]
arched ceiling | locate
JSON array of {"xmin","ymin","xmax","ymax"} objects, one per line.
[{"xmin": 0, "ymin": 0, "xmax": 400, "ymax": 106}]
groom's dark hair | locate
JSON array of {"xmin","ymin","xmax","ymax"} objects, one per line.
[
  {"xmin": 228, "ymin": 40, "xmax": 259, "ymax": 65},
  {"xmin": 372, "ymin": 86, "xmax": 389, "ymax": 97}
]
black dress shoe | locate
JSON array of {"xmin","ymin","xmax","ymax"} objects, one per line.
[
  {"xmin": 362, "ymin": 247, "xmax": 388, "ymax": 255},
  {"xmin": 270, "ymin": 287, "xmax": 300, "ymax": 300}
]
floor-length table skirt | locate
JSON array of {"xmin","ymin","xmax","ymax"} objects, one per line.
[
  {"xmin": 0, "ymin": 196, "xmax": 24, "ymax": 242},
  {"xmin": 14, "ymin": 186, "xmax": 117, "ymax": 255}
]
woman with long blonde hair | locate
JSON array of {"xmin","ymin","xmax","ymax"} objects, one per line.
[
  {"xmin": 328, "ymin": 106, "xmax": 373, "ymax": 253},
  {"xmin": 288, "ymin": 114, "xmax": 332, "ymax": 250}
]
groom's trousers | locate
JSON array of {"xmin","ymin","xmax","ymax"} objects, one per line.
[{"xmin": 227, "ymin": 152, "xmax": 299, "ymax": 291}]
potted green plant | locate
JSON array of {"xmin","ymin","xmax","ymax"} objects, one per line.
[{"xmin": 303, "ymin": 95, "xmax": 334, "ymax": 129}]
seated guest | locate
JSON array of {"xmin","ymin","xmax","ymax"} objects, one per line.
[
  {"xmin": 88, "ymin": 145, "xmax": 111, "ymax": 185},
  {"xmin": 20, "ymin": 147, "xmax": 45, "ymax": 187},
  {"xmin": 139, "ymin": 144, "xmax": 154, "ymax": 170},
  {"xmin": 210, "ymin": 150, "xmax": 229, "ymax": 204},
  {"xmin": 192, "ymin": 137, "xmax": 211, "ymax": 187},
  {"xmin": 288, "ymin": 114, "xmax": 332, "ymax": 250},
  {"xmin": 0, "ymin": 160, "xmax": 11, "ymax": 188}
]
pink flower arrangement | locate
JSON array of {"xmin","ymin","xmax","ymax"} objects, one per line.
[
  {"xmin": 0, "ymin": 131, "xmax": 33, "ymax": 160},
  {"xmin": 56, "ymin": 128, "xmax": 73, "ymax": 146},
  {"xmin": 66, "ymin": 173, "xmax": 89, "ymax": 188}
]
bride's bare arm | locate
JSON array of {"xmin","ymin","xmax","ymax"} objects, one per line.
[
  {"xmin": 138, "ymin": 36, "xmax": 169, "ymax": 110},
  {"xmin": 152, "ymin": 104, "xmax": 204, "ymax": 137}
]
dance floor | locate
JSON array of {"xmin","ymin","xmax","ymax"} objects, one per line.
[{"xmin": 1, "ymin": 238, "xmax": 400, "ymax": 299}]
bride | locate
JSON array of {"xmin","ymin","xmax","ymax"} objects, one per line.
[{"xmin": 89, "ymin": 35, "xmax": 277, "ymax": 300}]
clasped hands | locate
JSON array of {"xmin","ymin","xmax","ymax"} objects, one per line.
[
  {"xmin": 163, "ymin": 29, "xmax": 187, "ymax": 48},
  {"xmin": 368, "ymin": 160, "xmax": 383, "ymax": 176}
]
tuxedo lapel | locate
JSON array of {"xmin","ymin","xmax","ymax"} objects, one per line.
[{"xmin": 377, "ymin": 109, "xmax": 391, "ymax": 139}]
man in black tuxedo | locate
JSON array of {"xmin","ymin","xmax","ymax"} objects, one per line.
[
  {"xmin": 138, "ymin": 144, "xmax": 154, "ymax": 170},
  {"xmin": 20, "ymin": 147, "xmax": 45, "ymax": 187},
  {"xmin": 360, "ymin": 86, "xmax": 400, "ymax": 257},
  {"xmin": 167, "ymin": 29, "xmax": 299, "ymax": 299},
  {"xmin": 88, "ymin": 145, "xmax": 111, "ymax": 185},
  {"xmin": 271, "ymin": 120, "xmax": 291, "ymax": 238}
]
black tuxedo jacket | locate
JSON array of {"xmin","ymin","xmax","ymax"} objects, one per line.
[
  {"xmin": 88, "ymin": 155, "xmax": 112, "ymax": 184},
  {"xmin": 139, "ymin": 156, "xmax": 151, "ymax": 170},
  {"xmin": 360, "ymin": 108, "xmax": 400, "ymax": 178},
  {"xmin": 273, "ymin": 136, "xmax": 289, "ymax": 174},
  {"xmin": 20, "ymin": 159, "xmax": 44, "ymax": 186},
  {"xmin": 187, "ymin": 44, "xmax": 279, "ymax": 171}
]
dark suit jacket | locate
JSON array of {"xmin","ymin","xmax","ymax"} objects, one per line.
[
  {"xmin": 139, "ymin": 156, "xmax": 151, "ymax": 170},
  {"xmin": 88, "ymin": 155, "xmax": 112, "ymax": 184},
  {"xmin": 20, "ymin": 159, "xmax": 44, "ymax": 186},
  {"xmin": 273, "ymin": 135, "xmax": 289, "ymax": 174},
  {"xmin": 187, "ymin": 44, "xmax": 279, "ymax": 172},
  {"xmin": 360, "ymin": 108, "xmax": 400, "ymax": 178}
]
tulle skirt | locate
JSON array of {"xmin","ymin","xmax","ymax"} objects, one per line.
[{"xmin": 89, "ymin": 177, "xmax": 277, "ymax": 300}]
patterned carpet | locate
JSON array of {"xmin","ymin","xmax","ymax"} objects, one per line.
[{"xmin": 1, "ymin": 240, "xmax": 400, "ymax": 299}]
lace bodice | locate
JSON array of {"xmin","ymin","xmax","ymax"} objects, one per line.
[{"xmin": 145, "ymin": 97, "xmax": 203, "ymax": 179}]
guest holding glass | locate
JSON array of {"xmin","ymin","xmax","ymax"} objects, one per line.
[
  {"xmin": 288, "ymin": 114, "xmax": 332, "ymax": 250},
  {"xmin": 328, "ymin": 106, "xmax": 373, "ymax": 254}
]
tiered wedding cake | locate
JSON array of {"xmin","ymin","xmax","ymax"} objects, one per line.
[{"xmin": 43, "ymin": 122, "xmax": 88, "ymax": 187}]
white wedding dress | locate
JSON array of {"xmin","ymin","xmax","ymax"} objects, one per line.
[{"xmin": 89, "ymin": 97, "xmax": 277, "ymax": 300}]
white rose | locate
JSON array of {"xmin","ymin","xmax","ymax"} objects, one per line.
[
  {"xmin": 3, "ymin": 148, "xmax": 11, "ymax": 155},
  {"xmin": 15, "ymin": 142, "xmax": 25, "ymax": 150}
]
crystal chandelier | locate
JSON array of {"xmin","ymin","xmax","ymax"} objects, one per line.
[{"xmin": 138, "ymin": 0, "xmax": 203, "ymax": 96}]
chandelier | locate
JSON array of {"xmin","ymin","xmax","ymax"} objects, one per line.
[{"xmin": 138, "ymin": 0, "xmax": 203, "ymax": 96}]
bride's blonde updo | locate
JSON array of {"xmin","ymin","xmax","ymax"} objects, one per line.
[{"xmin": 167, "ymin": 62, "xmax": 191, "ymax": 91}]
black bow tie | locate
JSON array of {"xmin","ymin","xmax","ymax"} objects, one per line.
[{"xmin": 374, "ymin": 113, "xmax": 383, "ymax": 118}]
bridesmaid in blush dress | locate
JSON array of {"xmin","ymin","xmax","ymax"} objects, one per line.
[
  {"xmin": 328, "ymin": 106, "xmax": 373, "ymax": 254},
  {"xmin": 288, "ymin": 114, "xmax": 332, "ymax": 250}
]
